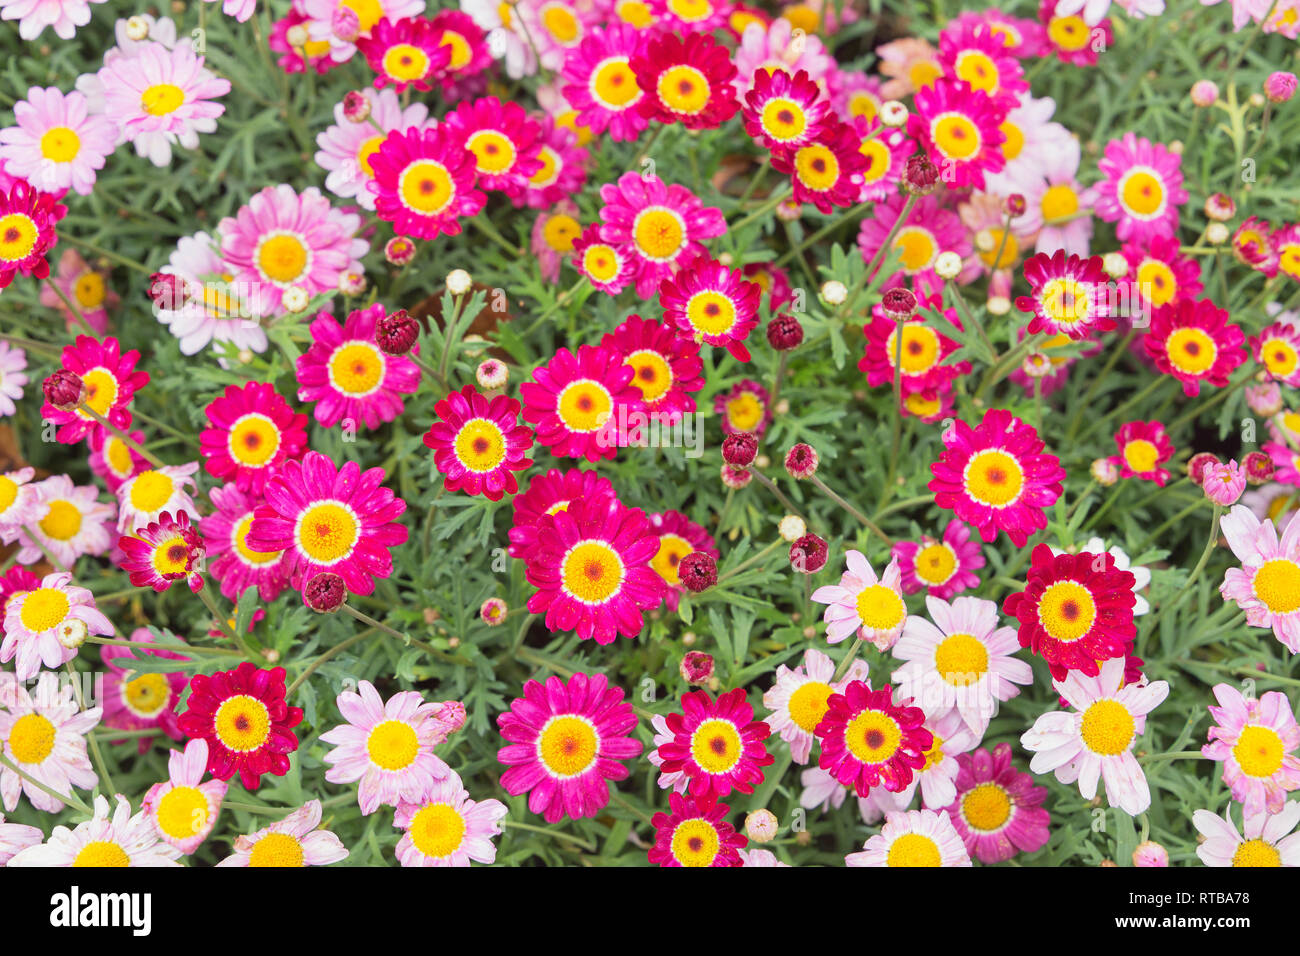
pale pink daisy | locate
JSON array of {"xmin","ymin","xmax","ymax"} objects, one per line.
[
  {"xmin": 142, "ymin": 739, "xmax": 228, "ymax": 855},
  {"xmin": 204, "ymin": 0, "xmax": 255, "ymax": 22},
  {"xmin": 301, "ymin": 0, "xmax": 427, "ymax": 63},
  {"xmin": 0, "ymin": 87, "xmax": 116, "ymax": 196},
  {"xmin": 393, "ymin": 769, "xmax": 508, "ymax": 867},
  {"xmin": 762, "ymin": 648, "xmax": 869, "ymax": 764},
  {"xmin": 0, "ymin": 672, "xmax": 100, "ymax": 813},
  {"xmin": 2, "ymin": 571, "xmax": 113, "ymax": 680},
  {"xmin": 216, "ymin": 799, "xmax": 349, "ymax": 866},
  {"xmin": 810, "ymin": 550, "xmax": 908, "ymax": 650},
  {"xmin": 799, "ymin": 764, "xmax": 850, "ymax": 813},
  {"xmin": 0, "ymin": 0, "xmax": 107, "ymax": 39},
  {"xmin": 1021, "ymin": 656, "xmax": 1169, "ymax": 816},
  {"xmin": 739, "ymin": 848, "xmax": 791, "ymax": 866},
  {"xmin": 1201, "ymin": 682, "xmax": 1300, "ymax": 817},
  {"xmin": 319, "ymin": 679, "xmax": 458, "ymax": 815},
  {"xmin": 153, "ymin": 231, "xmax": 269, "ymax": 355},
  {"xmin": 115, "ymin": 462, "xmax": 200, "ymax": 534},
  {"xmin": 892, "ymin": 595, "xmax": 1033, "ymax": 739},
  {"xmin": 1219, "ymin": 503, "xmax": 1300, "ymax": 652},
  {"xmin": 1194, "ymin": 799, "xmax": 1300, "ymax": 867},
  {"xmin": 1008, "ymin": 134, "xmax": 1098, "ymax": 258},
  {"xmin": 0, "ymin": 467, "xmax": 37, "ymax": 543},
  {"xmin": 890, "ymin": 710, "xmax": 978, "ymax": 811},
  {"xmin": 7, "ymin": 794, "xmax": 181, "ymax": 866},
  {"xmin": 845, "ymin": 808, "xmax": 972, "ymax": 866},
  {"xmin": 0, "ymin": 810, "xmax": 43, "ymax": 864},
  {"xmin": 733, "ymin": 18, "xmax": 834, "ymax": 95},
  {"xmin": 13, "ymin": 475, "xmax": 115, "ymax": 568},
  {"xmin": 983, "ymin": 94, "xmax": 1073, "ymax": 192},
  {"xmin": 0, "ymin": 340, "xmax": 27, "ymax": 417},
  {"xmin": 314, "ymin": 87, "xmax": 430, "ymax": 210}
]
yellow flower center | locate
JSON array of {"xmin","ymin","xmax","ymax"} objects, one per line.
[
  {"xmin": 581, "ymin": 244, "xmax": 620, "ymax": 281},
  {"xmin": 440, "ymin": 29, "xmax": 472, "ymax": 69},
  {"xmin": 466, "ymin": 129, "xmax": 517, "ymax": 175},
  {"xmin": 342, "ymin": 0, "xmax": 382, "ymax": 31},
  {"xmin": 214, "ymin": 694, "xmax": 272, "ymax": 753},
  {"xmin": 963, "ymin": 449, "xmax": 1024, "ymax": 507},
  {"xmin": 79, "ymin": 366, "xmax": 119, "ymax": 419},
  {"xmin": 540, "ymin": 1, "xmax": 581, "ymax": 42},
  {"xmin": 248, "ymin": 832, "xmax": 305, "ymax": 867},
  {"xmin": 625, "ymin": 349, "xmax": 673, "ymax": 403},
  {"xmin": 234, "ymin": 514, "xmax": 284, "ymax": 566},
  {"xmin": 1079, "ymin": 699, "xmax": 1135, "ymax": 756},
  {"xmin": 845, "ymin": 709, "xmax": 903, "ymax": 763},
  {"xmin": 848, "ymin": 91, "xmax": 879, "ymax": 122},
  {"xmin": 1122, "ymin": 438, "xmax": 1159, "ymax": 474},
  {"xmin": 39, "ymin": 499, "xmax": 83, "ymax": 541},
  {"xmin": 760, "ymin": 97, "xmax": 807, "ymax": 142},
  {"xmin": 787, "ymin": 681, "xmax": 834, "ymax": 733},
  {"xmin": 632, "ymin": 207, "xmax": 685, "ymax": 261},
  {"xmin": 542, "ymin": 213, "xmax": 580, "ymax": 252},
  {"xmin": 156, "ymin": 786, "xmax": 210, "ymax": 840},
  {"xmin": 954, "ymin": 50, "xmax": 998, "ymax": 94},
  {"xmin": 141, "ymin": 83, "xmax": 184, "ymax": 116},
  {"xmin": 8, "ymin": 712, "xmax": 57, "ymax": 764},
  {"xmin": 128, "ymin": 470, "xmax": 175, "ymax": 516},
  {"xmin": 123, "ymin": 672, "xmax": 172, "ymax": 718},
  {"xmin": 1166, "ymin": 327, "xmax": 1217, "ymax": 375},
  {"xmin": 914, "ymin": 542, "xmax": 958, "ymax": 586},
  {"xmin": 1232, "ymin": 838, "xmax": 1282, "ymax": 867},
  {"xmin": 151, "ymin": 534, "xmax": 192, "ymax": 576},
  {"xmin": 1048, "ymin": 15, "xmax": 1090, "ymax": 51},
  {"xmin": 73, "ymin": 841, "xmax": 131, "ymax": 867},
  {"xmin": 887, "ymin": 832, "xmax": 942, "ymax": 866},
  {"xmin": 256, "ymin": 233, "xmax": 309, "ymax": 285},
  {"xmin": 295, "ymin": 501, "xmax": 359, "ymax": 564},
  {"xmin": 382, "ymin": 43, "xmax": 430, "ymax": 81},
  {"xmin": 1134, "ymin": 259, "xmax": 1176, "ymax": 308},
  {"xmin": 537, "ymin": 714, "xmax": 598, "ymax": 777},
  {"xmin": 1120, "ymin": 169, "xmax": 1165, "ymax": 217},
  {"xmin": 1232, "ymin": 724, "xmax": 1285, "ymax": 779},
  {"xmin": 650, "ymin": 533, "xmax": 692, "ymax": 586},
  {"xmin": 685, "ymin": 291, "xmax": 738, "ymax": 336},
  {"xmin": 979, "ymin": 228, "xmax": 1019, "ymax": 270},
  {"xmin": 1040, "ymin": 184, "xmax": 1079, "ymax": 223},
  {"xmin": 74, "ymin": 271, "xmax": 106, "ymax": 309},
  {"xmin": 229, "ymin": 414, "xmax": 282, "ymax": 467},
  {"xmin": 657, "ymin": 65, "xmax": 710, "ymax": 114},
  {"xmin": 329, "ymin": 342, "xmax": 385, "ymax": 396},
  {"xmin": 18, "ymin": 588, "xmax": 70, "ymax": 633},
  {"xmin": 399, "ymin": 159, "xmax": 455, "ymax": 214},
  {"xmin": 1040, "ymin": 277, "xmax": 1092, "ymax": 326},
  {"xmin": 453, "ymin": 418, "xmax": 507, "ymax": 472},
  {"xmin": 934, "ymin": 632, "xmax": 989, "ymax": 686},
  {"xmin": 560, "ymin": 540, "xmax": 624, "ymax": 604},
  {"xmin": 860, "ymin": 139, "xmax": 892, "ymax": 184},
  {"xmin": 1037, "ymin": 580, "xmax": 1097, "ymax": 642},
  {"xmin": 671, "ymin": 818, "xmax": 721, "ymax": 866},
  {"xmin": 356, "ymin": 134, "xmax": 385, "ymax": 178},
  {"xmin": 1253, "ymin": 558, "xmax": 1300, "ymax": 614},
  {"xmin": 931, "ymin": 113, "xmax": 981, "ymax": 161},
  {"xmin": 885, "ymin": 324, "xmax": 941, "ymax": 375},
  {"xmin": 0, "ymin": 475, "xmax": 17, "ymax": 513},
  {"xmin": 556, "ymin": 379, "xmax": 612, "ymax": 432},
  {"xmin": 905, "ymin": 393, "xmax": 941, "ymax": 418},
  {"xmin": 667, "ymin": 0, "xmax": 711, "ymax": 20},
  {"xmin": 893, "ymin": 226, "xmax": 939, "ymax": 273},
  {"xmin": 616, "ymin": 0, "xmax": 653, "ymax": 27},
  {"xmin": 0, "ymin": 213, "xmax": 38, "ymax": 262},
  {"xmin": 793, "ymin": 143, "xmax": 840, "ymax": 191},
  {"xmin": 409, "ymin": 803, "xmax": 467, "ymax": 858},
  {"xmin": 690, "ymin": 718, "xmax": 743, "ymax": 774},
  {"xmin": 962, "ymin": 781, "xmax": 1012, "ymax": 831},
  {"xmin": 855, "ymin": 584, "xmax": 906, "ymax": 631},
  {"xmin": 725, "ymin": 392, "xmax": 764, "ymax": 431},
  {"xmin": 1261, "ymin": 337, "xmax": 1299, "ymax": 379},
  {"xmin": 366, "ymin": 719, "xmax": 420, "ymax": 771},
  {"xmin": 908, "ymin": 59, "xmax": 941, "ymax": 90},
  {"xmin": 40, "ymin": 126, "xmax": 81, "ymax": 163},
  {"xmin": 591, "ymin": 57, "xmax": 640, "ymax": 109}
]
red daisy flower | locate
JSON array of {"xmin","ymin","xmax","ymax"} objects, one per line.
[
  {"xmin": 560, "ymin": 21, "xmax": 650, "ymax": 143},
  {"xmin": 0, "ymin": 178, "xmax": 65, "ymax": 288},
  {"xmin": 656, "ymin": 688, "xmax": 773, "ymax": 800},
  {"xmin": 742, "ymin": 68, "xmax": 832, "ymax": 156},
  {"xmin": 647, "ymin": 509, "xmax": 718, "ymax": 611},
  {"xmin": 571, "ymin": 222, "xmax": 636, "ymax": 295},
  {"xmin": 507, "ymin": 466, "xmax": 617, "ymax": 559},
  {"xmin": 497, "ymin": 672, "xmax": 643, "ymax": 823},
  {"xmin": 1252, "ymin": 321, "xmax": 1300, "ymax": 387},
  {"xmin": 771, "ymin": 120, "xmax": 869, "ymax": 214},
  {"xmin": 599, "ymin": 314, "xmax": 705, "ymax": 424},
  {"xmin": 814, "ymin": 679, "xmax": 931, "ymax": 797},
  {"xmin": 631, "ymin": 30, "xmax": 740, "ymax": 131},
  {"xmin": 443, "ymin": 95, "xmax": 544, "ymax": 201},
  {"xmin": 520, "ymin": 343, "xmax": 643, "ymax": 462},
  {"xmin": 40, "ymin": 335, "xmax": 150, "ymax": 445},
  {"xmin": 246, "ymin": 451, "xmax": 409, "ymax": 597},
  {"xmin": 368, "ymin": 125, "xmax": 486, "ymax": 240},
  {"xmin": 859, "ymin": 295, "xmax": 971, "ymax": 397},
  {"xmin": 928, "ymin": 408, "xmax": 1066, "ymax": 547},
  {"xmin": 178, "ymin": 662, "xmax": 303, "ymax": 791},
  {"xmin": 1143, "ymin": 298, "xmax": 1248, "ymax": 396},
  {"xmin": 714, "ymin": 378, "xmax": 772, "ymax": 436},
  {"xmin": 199, "ymin": 484, "xmax": 290, "ymax": 604},
  {"xmin": 358, "ymin": 16, "xmax": 451, "ymax": 93},
  {"xmin": 1014, "ymin": 250, "xmax": 1116, "ymax": 340},
  {"xmin": 1108, "ymin": 420, "xmax": 1175, "ymax": 486},
  {"xmin": 1002, "ymin": 542, "xmax": 1137, "ymax": 682},
  {"xmin": 1120, "ymin": 234, "xmax": 1202, "ymax": 317},
  {"xmin": 117, "ymin": 510, "xmax": 205, "ymax": 593},
  {"xmin": 907, "ymin": 77, "xmax": 1006, "ymax": 191},
  {"xmin": 423, "ymin": 384, "xmax": 534, "ymax": 501},
  {"xmin": 522, "ymin": 496, "xmax": 665, "ymax": 644},
  {"xmin": 648, "ymin": 791, "xmax": 746, "ymax": 867},
  {"xmin": 658, "ymin": 254, "xmax": 761, "ymax": 362},
  {"xmin": 200, "ymin": 381, "xmax": 308, "ymax": 496}
]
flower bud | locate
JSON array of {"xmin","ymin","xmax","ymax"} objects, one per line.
[
  {"xmin": 480, "ymin": 597, "xmax": 508, "ymax": 625},
  {"xmin": 1132, "ymin": 840, "xmax": 1169, "ymax": 868},
  {"xmin": 1190, "ymin": 80, "xmax": 1219, "ymax": 107},
  {"xmin": 879, "ymin": 100, "xmax": 908, "ymax": 128},
  {"xmin": 678, "ymin": 552, "xmax": 717, "ymax": 592},
  {"xmin": 43, "ymin": 369, "xmax": 85, "ymax": 411},
  {"xmin": 721, "ymin": 464, "xmax": 752, "ymax": 489},
  {"xmin": 745, "ymin": 809, "xmax": 779, "ymax": 843},
  {"xmin": 821, "ymin": 279, "xmax": 847, "ymax": 305},
  {"xmin": 1243, "ymin": 451, "xmax": 1274, "ymax": 485},
  {"xmin": 1205, "ymin": 222, "xmax": 1229, "ymax": 245},
  {"xmin": 1204, "ymin": 193, "xmax": 1236, "ymax": 222},
  {"xmin": 1202, "ymin": 460, "xmax": 1245, "ymax": 506},
  {"xmin": 790, "ymin": 533, "xmax": 828, "ymax": 573},
  {"xmin": 679, "ymin": 650, "xmax": 714, "ymax": 685},
  {"xmin": 1090, "ymin": 458, "xmax": 1119, "ymax": 486},
  {"xmin": 331, "ymin": 5, "xmax": 360, "ymax": 42},
  {"xmin": 722, "ymin": 432, "xmax": 758, "ymax": 466},
  {"xmin": 342, "ymin": 90, "xmax": 371, "ymax": 123},
  {"xmin": 376, "ymin": 309, "xmax": 419, "ymax": 355},
  {"xmin": 146, "ymin": 271, "xmax": 187, "ymax": 311},
  {"xmin": 1245, "ymin": 382, "xmax": 1283, "ymax": 417},
  {"xmin": 282, "ymin": 285, "xmax": 309, "ymax": 313},
  {"xmin": 125, "ymin": 15, "xmax": 151, "ymax": 40},
  {"xmin": 1101, "ymin": 252, "xmax": 1128, "ymax": 279},
  {"xmin": 934, "ymin": 251, "xmax": 962, "ymax": 279},
  {"xmin": 57, "ymin": 619, "xmax": 88, "ymax": 650},
  {"xmin": 446, "ymin": 269, "xmax": 473, "ymax": 295},
  {"xmin": 1004, "ymin": 193, "xmax": 1027, "ymax": 218},
  {"xmin": 880, "ymin": 286, "xmax": 917, "ymax": 320},
  {"xmin": 779, "ymin": 514, "xmax": 806, "ymax": 542},
  {"xmin": 338, "ymin": 271, "xmax": 367, "ymax": 296},
  {"xmin": 476, "ymin": 358, "xmax": 509, "ymax": 390},
  {"xmin": 303, "ymin": 571, "xmax": 346, "ymax": 613},
  {"xmin": 285, "ymin": 23, "xmax": 310, "ymax": 48},
  {"xmin": 766, "ymin": 313, "xmax": 804, "ymax": 350},
  {"xmin": 903, "ymin": 153, "xmax": 941, "ymax": 195},
  {"xmin": 1187, "ymin": 451, "xmax": 1220, "ymax": 484},
  {"xmin": 384, "ymin": 236, "xmax": 417, "ymax": 266},
  {"xmin": 1265, "ymin": 71, "xmax": 1298, "ymax": 103},
  {"xmin": 785, "ymin": 443, "xmax": 818, "ymax": 479}
]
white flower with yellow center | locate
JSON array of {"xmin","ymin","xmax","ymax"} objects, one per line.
[
  {"xmin": 1220, "ymin": 503, "xmax": 1300, "ymax": 653},
  {"xmin": 142, "ymin": 738, "xmax": 227, "ymax": 855},
  {"xmin": 393, "ymin": 769, "xmax": 508, "ymax": 867},
  {"xmin": 1194, "ymin": 800, "xmax": 1300, "ymax": 867},
  {"xmin": 2, "ymin": 571, "xmax": 113, "ymax": 681},
  {"xmin": 812, "ymin": 550, "xmax": 909, "ymax": 649},
  {"xmin": 7, "ymin": 794, "xmax": 181, "ymax": 868},
  {"xmin": 0, "ymin": 672, "xmax": 101, "ymax": 814},
  {"xmin": 0, "ymin": 466, "xmax": 36, "ymax": 543},
  {"xmin": 114, "ymin": 461, "xmax": 200, "ymax": 534},
  {"xmin": 216, "ymin": 799, "xmax": 349, "ymax": 867},
  {"xmin": 15, "ymin": 475, "xmax": 115, "ymax": 568},
  {"xmin": 845, "ymin": 808, "xmax": 972, "ymax": 867}
]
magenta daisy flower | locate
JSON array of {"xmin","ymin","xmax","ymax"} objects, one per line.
[
  {"xmin": 423, "ymin": 384, "xmax": 534, "ymax": 501},
  {"xmin": 937, "ymin": 18, "xmax": 1027, "ymax": 110},
  {"xmin": 908, "ymin": 77, "xmax": 1006, "ymax": 190},
  {"xmin": 200, "ymin": 381, "xmax": 308, "ymax": 495},
  {"xmin": 1234, "ymin": 217, "xmax": 1280, "ymax": 277},
  {"xmin": 246, "ymin": 450, "xmax": 409, "ymax": 597},
  {"xmin": 771, "ymin": 120, "xmax": 869, "ymax": 215},
  {"xmin": 1108, "ymin": 420, "xmax": 1175, "ymax": 486},
  {"xmin": 368, "ymin": 124, "xmax": 486, "ymax": 239},
  {"xmin": 892, "ymin": 519, "xmax": 985, "ymax": 599},
  {"xmin": 631, "ymin": 29, "xmax": 739, "ymax": 130},
  {"xmin": 521, "ymin": 343, "xmax": 642, "ymax": 462},
  {"xmin": 497, "ymin": 672, "xmax": 643, "ymax": 822},
  {"xmin": 596, "ymin": 170, "xmax": 726, "ymax": 298},
  {"xmin": 296, "ymin": 303, "xmax": 421, "ymax": 430},
  {"xmin": 942, "ymin": 743, "xmax": 1050, "ymax": 863},
  {"xmin": 358, "ymin": 15, "xmax": 451, "ymax": 93},
  {"xmin": 1253, "ymin": 320, "xmax": 1300, "ymax": 387},
  {"xmin": 561, "ymin": 21, "xmax": 649, "ymax": 142},
  {"xmin": 815, "ymin": 679, "xmax": 931, "ymax": 797},
  {"xmin": 1144, "ymin": 297, "xmax": 1247, "ymax": 396},
  {"xmin": 522, "ymin": 497, "xmax": 665, "ymax": 644},
  {"xmin": 1120, "ymin": 234, "xmax": 1202, "ymax": 316},
  {"xmin": 1273, "ymin": 224, "xmax": 1300, "ymax": 282},
  {"xmin": 218, "ymin": 184, "xmax": 367, "ymax": 314},
  {"xmin": 320, "ymin": 679, "xmax": 460, "ymax": 816},
  {"xmin": 522, "ymin": 115, "xmax": 587, "ymax": 210},
  {"xmin": 742, "ymin": 68, "xmax": 832, "ymax": 156},
  {"xmin": 1014, "ymin": 250, "xmax": 1116, "ymax": 340},
  {"xmin": 0, "ymin": 178, "xmax": 64, "ymax": 288},
  {"xmin": 142, "ymin": 739, "xmax": 228, "ymax": 855},
  {"xmin": 444, "ymin": 95, "xmax": 544, "ymax": 200},
  {"xmin": 428, "ymin": 10, "xmax": 494, "ymax": 97},
  {"xmin": 39, "ymin": 247, "xmax": 116, "ymax": 334},
  {"xmin": 658, "ymin": 254, "xmax": 761, "ymax": 362},
  {"xmin": 2, "ymin": 570, "xmax": 112, "ymax": 680},
  {"xmin": 1095, "ymin": 132, "xmax": 1187, "ymax": 243},
  {"xmin": 929, "ymin": 409, "xmax": 1065, "ymax": 547},
  {"xmin": 1202, "ymin": 682, "xmax": 1300, "ymax": 817},
  {"xmin": 0, "ymin": 86, "xmax": 115, "ymax": 196},
  {"xmin": 648, "ymin": 792, "xmax": 745, "ymax": 867},
  {"xmin": 100, "ymin": 627, "xmax": 188, "ymax": 751},
  {"xmin": 600, "ymin": 314, "xmax": 705, "ymax": 424},
  {"xmin": 507, "ymin": 466, "xmax": 617, "ymax": 559},
  {"xmin": 1220, "ymin": 504, "xmax": 1300, "ymax": 652},
  {"xmin": 118, "ymin": 510, "xmax": 205, "ymax": 594},
  {"xmin": 199, "ymin": 484, "xmax": 290, "ymax": 604},
  {"xmin": 714, "ymin": 378, "xmax": 772, "ymax": 436},
  {"xmin": 858, "ymin": 193, "xmax": 971, "ymax": 294},
  {"xmin": 647, "ymin": 509, "xmax": 718, "ymax": 611},
  {"xmin": 571, "ymin": 222, "xmax": 635, "ymax": 294},
  {"xmin": 853, "ymin": 116, "xmax": 914, "ymax": 203},
  {"xmin": 655, "ymin": 688, "xmax": 774, "ymax": 800},
  {"xmin": 393, "ymin": 769, "xmax": 507, "ymax": 867},
  {"xmin": 859, "ymin": 297, "xmax": 971, "ymax": 399},
  {"xmin": 40, "ymin": 334, "xmax": 149, "ymax": 444}
]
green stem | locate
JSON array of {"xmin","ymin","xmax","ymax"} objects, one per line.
[
  {"xmin": 809, "ymin": 474, "xmax": 893, "ymax": 546},
  {"xmin": 76, "ymin": 403, "xmax": 164, "ymax": 467},
  {"xmin": 0, "ymin": 752, "xmax": 93, "ymax": 816},
  {"xmin": 285, "ymin": 627, "xmax": 376, "ymax": 698}
]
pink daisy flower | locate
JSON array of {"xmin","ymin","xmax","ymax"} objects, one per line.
[
  {"xmin": 246, "ymin": 451, "xmax": 408, "ymax": 597},
  {"xmin": 269, "ymin": 6, "xmax": 339, "ymax": 75},
  {"xmin": 1120, "ymin": 234, "xmax": 1202, "ymax": 317},
  {"xmin": 1095, "ymin": 133, "xmax": 1187, "ymax": 243},
  {"xmin": 733, "ymin": 18, "xmax": 833, "ymax": 94},
  {"xmin": 38, "ymin": 248, "xmax": 117, "ymax": 334},
  {"xmin": 522, "ymin": 496, "xmax": 665, "ymax": 644},
  {"xmin": 1220, "ymin": 503, "xmax": 1300, "ymax": 652},
  {"xmin": 600, "ymin": 314, "xmax": 705, "ymax": 424},
  {"xmin": 650, "ymin": 0, "xmax": 730, "ymax": 33},
  {"xmin": 1233, "ymin": 216, "xmax": 1279, "ymax": 277},
  {"xmin": 199, "ymin": 484, "xmax": 290, "ymax": 604},
  {"xmin": 571, "ymin": 221, "xmax": 636, "ymax": 294},
  {"xmin": 0, "ymin": 811, "xmax": 42, "ymax": 865},
  {"xmin": 646, "ymin": 509, "xmax": 717, "ymax": 611},
  {"xmin": 424, "ymin": 385, "xmax": 534, "ymax": 501},
  {"xmin": 892, "ymin": 520, "xmax": 985, "ymax": 599},
  {"xmin": 0, "ymin": 178, "xmax": 63, "ymax": 288},
  {"xmin": 858, "ymin": 193, "xmax": 972, "ymax": 295},
  {"xmin": 1108, "ymin": 420, "xmax": 1175, "ymax": 486},
  {"xmin": 368, "ymin": 124, "xmax": 486, "ymax": 239},
  {"xmin": 216, "ymin": 799, "xmax": 348, "ymax": 867},
  {"xmin": 0, "ymin": 468, "xmax": 36, "ymax": 543},
  {"xmin": 852, "ymin": 116, "xmax": 914, "ymax": 203},
  {"xmin": 531, "ymin": 201, "xmax": 581, "ymax": 281},
  {"xmin": 811, "ymin": 550, "xmax": 909, "ymax": 649},
  {"xmin": 763, "ymin": 648, "xmax": 870, "ymax": 764},
  {"xmin": 943, "ymin": 743, "xmax": 1050, "ymax": 863},
  {"xmin": 142, "ymin": 739, "xmax": 228, "ymax": 855},
  {"xmin": 0, "ymin": 0, "xmax": 107, "ymax": 39},
  {"xmin": 2, "ymin": 570, "xmax": 112, "ymax": 680},
  {"xmin": 8, "ymin": 794, "xmax": 179, "ymax": 867},
  {"xmin": 1272, "ymin": 224, "xmax": 1300, "ymax": 282},
  {"xmin": 596, "ymin": 170, "xmax": 726, "ymax": 298},
  {"xmin": 656, "ymin": 688, "xmax": 773, "ymax": 800},
  {"xmin": 1194, "ymin": 799, "xmax": 1300, "ymax": 867},
  {"xmin": 428, "ymin": 9, "xmax": 494, "ymax": 98},
  {"xmin": 41, "ymin": 334, "xmax": 149, "ymax": 445},
  {"xmin": 1014, "ymin": 250, "xmax": 1116, "ymax": 340},
  {"xmin": 14, "ymin": 474, "xmax": 115, "ymax": 568},
  {"xmin": 314, "ymin": 87, "xmax": 431, "ymax": 211},
  {"xmin": 520, "ymin": 343, "xmax": 642, "ymax": 462},
  {"xmin": 658, "ymin": 254, "xmax": 761, "ymax": 362},
  {"xmin": 830, "ymin": 70, "xmax": 885, "ymax": 124},
  {"xmin": 771, "ymin": 120, "xmax": 868, "ymax": 215},
  {"xmin": 100, "ymin": 627, "xmax": 188, "ymax": 751},
  {"xmin": 1003, "ymin": 132, "xmax": 1097, "ymax": 258},
  {"xmin": 0, "ymin": 672, "xmax": 100, "ymax": 813},
  {"xmin": 1039, "ymin": 0, "xmax": 1112, "ymax": 65},
  {"xmin": 561, "ymin": 21, "xmax": 649, "ymax": 142},
  {"xmin": 1253, "ymin": 319, "xmax": 1300, "ymax": 387},
  {"xmin": 296, "ymin": 303, "xmax": 421, "ymax": 430},
  {"xmin": 937, "ymin": 18, "xmax": 1027, "ymax": 111},
  {"xmin": 908, "ymin": 77, "xmax": 1006, "ymax": 191},
  {"xmin": 497, "ymin": 673, "xmax": 643, "ymax": 822},
  {"xmin": 393, "ymin": 769, "xmax": 507, "ymax": 866},
  {"xmin": 714, "ymin": 378, "xmax": 772, "ymax": 436},
  {"xmin": 1202, "ymin": 682, "xmax": 1300, "ymax": 816},
  {"xmin": 507, "ymin": 466, "xmax": 617, "ymax": 559},
  {"xmin": 444, "ymin": 95, "xmax": 544, "ymax": 200},
  {"xmin": 631, "ymin": 30, "xmax": 739, "ymax": 131},
  {"xmin": 320, "ymin": 679, "xmax": 460, "ymax": 816},
  {"xmin": 201, "ymin": 381, "xmax": 309, "ymax": 495},
  {"xmin": 117, "ymin": 510, "xmax": 205, "ymax": 594},
  {"xmin": 0, "ymin": 87, "xmax": 115, "ymax": 196},
  {"xmin": 742, "ymin": 68, "xmax": 832, "ymax": 156},
  {"xmin": 815, "ymin": 679, "xmax": 931, "ymax": 797},
  {"xmin": 1144, "ymin": 298, "xmax": 1247, "ymax": 396},
  {"xmin": 928, "ymin": 409, "xmax": 1066, "ymax": 547},
  {"xmin": 301, "ymin": 0, "xmax": 425, "ymax": 63},
  {"xmin": 218, "ymin": 184, "xmax": 368, "ymax": 314},
  {"xmin": 846, "ymin": 808, "xmax": 972, "ymax": 867},
  {"xmin": 358, "ymin": 15, "xmax": 451, "ymax": 93},
  {"xmin": 0, "ymin": 340, "xmax": 27, "ymax": 415},
  {"xmin": 1021, "ymin": 656, "xmax": 1169, "ymax": 816},
  {"xmin": 152, "ymin": 230, "xmax": 269, "ymax": 354},
  {"xmin": 859, "ymin": 297, "xmax": 972, "ymax": 399},
  {"xmin": 648, "ymin": 792, "xmax": 745, "ymax": 867},
  {"xmin": 522, "ymin": 115, "xmax": 587, "ymax": 210}
]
